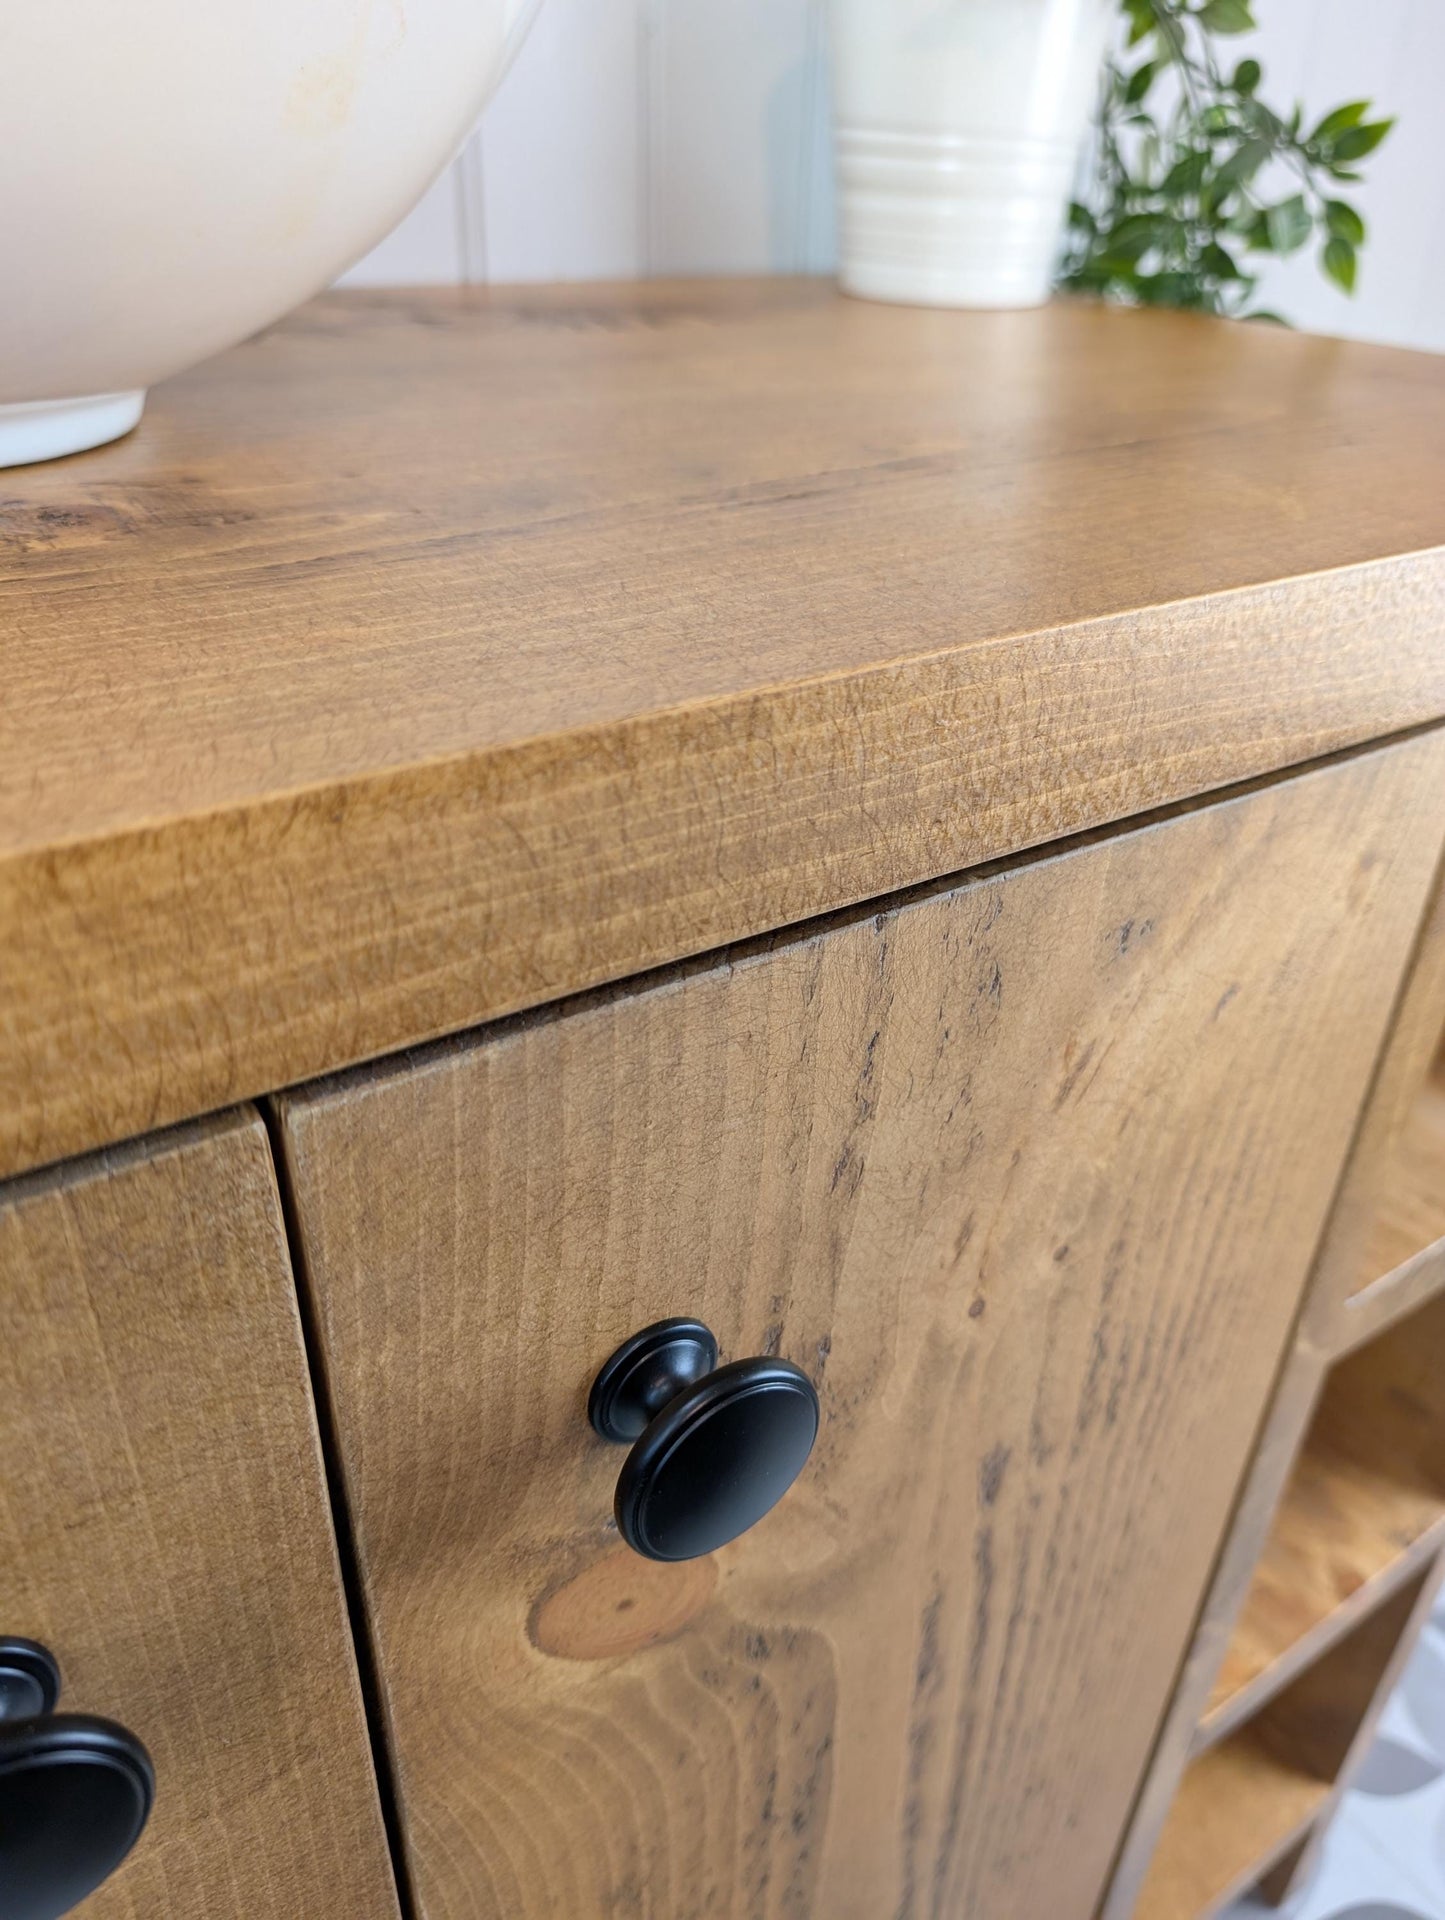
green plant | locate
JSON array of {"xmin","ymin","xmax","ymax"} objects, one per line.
[{"xmin": 1057, "ymin": 0, "xmax": 1394, "ymax": 320}]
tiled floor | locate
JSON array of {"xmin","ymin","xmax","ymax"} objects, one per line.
[{"xmin": 1225, "ymin": 1591, "xmax": 1445, "ymax": 1920}]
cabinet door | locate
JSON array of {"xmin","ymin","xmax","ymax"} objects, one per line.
[
  {"xmin": 280, "ymin": 735, "xmax": 1445, "ymax": 1920},
  {"xmin": 0, "ymin": 1111, "xmax": 399, "ymax": 1919}
]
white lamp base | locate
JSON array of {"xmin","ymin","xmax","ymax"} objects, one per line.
[{"xmin": 0, "ymin": 390, "xmax": 145, "ymax": 468}]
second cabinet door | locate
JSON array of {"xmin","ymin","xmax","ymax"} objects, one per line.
[
  {"xmin": 280, "ymin": 735, "xmax": 1445, "ymax": 1920},
  {"xmin": 0, "ymin": 1110, "xmax": 399, "ymax": 1919}
]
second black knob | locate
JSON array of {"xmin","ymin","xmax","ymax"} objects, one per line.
[{"xmin": 0, "ymin": 1638, "xmax": 154, "ymax": 1920}]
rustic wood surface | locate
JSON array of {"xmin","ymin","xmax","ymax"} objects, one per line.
[
  {"xmin": 0, "ymin": 1111, "xmax": 398, "ymax": 1918},
  {"xmin": 280, "ymin": 735, "xmax": 1445, "ymax": 1920},
  {"xmin": 6, "ymin": 283, "xmax": 1445, "ymax": 1178}
]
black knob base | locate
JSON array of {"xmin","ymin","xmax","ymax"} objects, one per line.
[
  {"xmin": 588, "ymin": 1317, "xmax": 719, "ymax": 1442},
  {"xmin": 0, "ymin": 1640, "xmax": 60, "ymax": 1724}
]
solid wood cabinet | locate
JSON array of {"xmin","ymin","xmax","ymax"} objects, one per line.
[
  {"xmin": 278, "ymin": 737, "xmax": 1445, "ymax": 1920},
  {"xmin": 7, "ymin": 284, "xmax": 1445, "ymax": 1919},
  {"xmin": 0, "ymin": 1113, "xmax": 399, "ymax": 1920}
]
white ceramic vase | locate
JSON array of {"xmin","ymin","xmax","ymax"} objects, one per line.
[
  {"xmin": 829, "ymin": 0, "xmax": 1113, "ymax": 308},
  {"xmin": 0, "ymin": 0, "xmax": 540, "ymax": 466}
]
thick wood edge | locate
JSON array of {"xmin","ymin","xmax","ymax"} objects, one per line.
[
  {"xmin": 1191, "ymin": 1514, "xmax": 1445, "ymax": 1755},
  {"xmin": 0, "ymin": 1101, "xmax": 269, "ymax": 1209},
  {"xmin": 7, "ymin": 552, "xmax": 1445, "ymax": 1181}
]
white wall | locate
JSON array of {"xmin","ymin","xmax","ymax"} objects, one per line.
[{"xmin": 341, "ymin": 0, "xmax": 1445, "ymax": 353}]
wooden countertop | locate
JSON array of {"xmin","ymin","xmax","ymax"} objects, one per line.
[{"xmin": 4, "ymin": 279, "xmax": 1445, "ymax": 1177}]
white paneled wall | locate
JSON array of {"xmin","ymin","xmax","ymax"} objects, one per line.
[{"xmin": 341, "ymin": 0, "xmax": 1444, "ymax": 352}]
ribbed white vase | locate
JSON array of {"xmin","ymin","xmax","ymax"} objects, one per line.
[{"xmin": 829, "ymin": 0, "xmax": 1113, "ymax": 309}]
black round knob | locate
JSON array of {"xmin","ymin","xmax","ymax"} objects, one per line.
[
  {"xmin": 588, "ymin": 1318, "xmax": 820, "ymax": 1561},
  {"xmin": 0, "ymin": 1638, "xmax": 154, "ymax": 1920}
]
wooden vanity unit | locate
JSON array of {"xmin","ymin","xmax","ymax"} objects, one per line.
[{"xmin": 3, "ymin": 281, "xmax": 1445, "ymax": 1920}]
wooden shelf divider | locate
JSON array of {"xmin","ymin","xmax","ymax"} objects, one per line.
[
  {"xmin": 1141, "ymin": 1570, "xmax": 1435, "ymax": 1920},
  {"xmin": 1197, "ymin": 1288, "xmax": 1445, "ymax": 1752},
  {"xmin": 1133, "ymin": 1725, "xmax": 1331, "ymax": 1920}
]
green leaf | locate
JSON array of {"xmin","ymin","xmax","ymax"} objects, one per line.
[
  {"xmin": 1308, "ymin": 100, "xmax": 1369, "ymax": 145},
  {"xmin": 1162, "ymin": 150, "xmax": 1210, "ymax": 195},
  {"xmin": 1242, "ymin": 309, "xmax": 1289, "ymax": 325},
  {"xmin": 1097, "ymin": 212, "xmax": 1177, "ymax": 266},
  {"xmin": 1201, "ymin": 240, "xmax": 1245, "ymax": 281},
  {"xmin": 1330, "ymin": 118, "xmax": 1395, "ymax": 162},
  {"xmin": 1198, "ymin": 0, "xmax": 1257, "ymax": 33},
  {"xmin": 1124, "ymin": 60, "xmax": 1158, "ymax": 104},
  {"xmin": 1324, "ymin": 199, "xmax": 1365, "ymax": 246},
  {"xmin": 1135, "ymin": 270, "xmax": 1210, "ymax": 309},
  {"xmin": 1214, "ymin": 136, "xmax": 1271, "ymax": 193},
  {"xmin": 1062, "ymin": 261, "xmax": 1116, "ymax": 293},
  {"xmin": 1243, "ymin": 99, "xmax": 1286, "ymax": 139},
  {"xmin": 1058, "ymin": 0, "xmax": 1385, "ymax": 319},
  {"xmin": 1265, "ymin": 194, "xmax": 1312, "ymax": 255},
  {"xmin": 1322, "ymin": 235, "xmax": 1358, "ymax": 292},
  {"xmin": 1124, "ymin": 0, "xmax": 1157, "ymax": 46}
]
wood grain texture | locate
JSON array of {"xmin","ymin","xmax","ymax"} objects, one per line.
[
  {"xmin": 280, "ymin": 736, "xmax": 1445, "ymax": 1920},
  {"xmin": 1198, "ymin": 1292, "xmax": 1445, "ymax": 1749},
  {"xmin": 5, "ymin": 284, "xmax": 1445, "ymax": 1178},
  {"xmin": 0, "ymin": 1111, "xmax": 399, "ymax": 1920}
]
